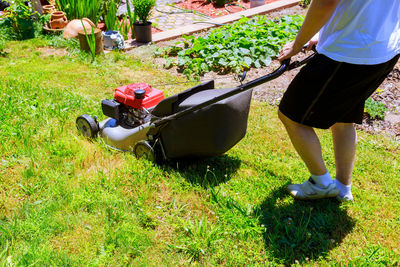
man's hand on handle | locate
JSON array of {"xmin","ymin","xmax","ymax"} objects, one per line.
[
  {"xmin": 278, "ymin": 33, "xmax": 319, "ymax": 62},
  {"xmin": 278, "ymin": 41, "xmax": 303, "ymax": 62}
]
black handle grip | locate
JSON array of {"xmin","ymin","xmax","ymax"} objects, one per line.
[
  {"xmin": 239, "ymin": 58, "xmax": 291, "ymax": 91},
  {"xmin": 281, "ymin": 58, "xmax": 291, "ymax": 68},
  {"xmin": 302, "ymin": 43, "xmax": 317, "ymax": 53}
]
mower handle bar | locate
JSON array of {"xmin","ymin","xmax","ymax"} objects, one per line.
[{"xmin": 151, "ymin": 53, "xmax": 316, "ymax": 128}]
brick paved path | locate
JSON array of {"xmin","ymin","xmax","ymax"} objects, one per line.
[{"xmin": 150, "ymin": 0, "xmax": 209, "ymax": 31}]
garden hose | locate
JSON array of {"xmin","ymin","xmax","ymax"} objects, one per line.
[
  {"xmin": 154, "ymin": 7, "xmax": 193, "ymax": 15},
  {"xmin": 193, "ymin": 21, "xmax": 225, "ymax": 26},
  {"xmin": 156, "ymin": 2, "xmax": 247, "ymax": 17},
  {"xmin": 166, "ymin": 4, "xmax": 212, "ymax": 19},
  {"xmin": 224, "ymin": 3, "xmax": 247, "ymax": 13}
]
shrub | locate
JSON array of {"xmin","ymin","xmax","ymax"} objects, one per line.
[
  {"xmin": 133, "ymin": 0, "xmax": 155, "ymax": 23},
  {"xmin": 0, "ymin": 16, "xmax": 15, "ymax": 40},
  {"xmin": 4, "ymin": 0, "xmax": 36, "ymax": 39},
  {"xmin": 365, "ymin": 98, "xmax": 387, "ymax": 120}
]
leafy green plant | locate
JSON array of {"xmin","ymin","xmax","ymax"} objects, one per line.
[
  {"xmin": 158, "ymin": 15, "xmax": 304, "ymax": 78},
  {"xmin": 133, "ymin": 0, "xmax": 155, "ymax": 23},
  {"xmin": 81, "ymin": 20, "xmax": 96, "ymax": 62},
  {"xmin": 126, "ymin": 0, "xmax": 136, "ymax": 38},
  {"xmin": 39, "ymin": 13, "xmax": 51, "ymax": 25},
  {"xmin": 4, "ymin": 0, "xmax": 37, "ymax": 39},
  {"xmin": 172, "ymin": 217, "xmax": 223, "ymax": 262},
  {"xmin": 115, "ymin": 14, "xmax": 130, "ymax": 40},
  {"xmin": 105, "ymin": 0, "xmax": 135, "ymax": 40},
  {"xmin": 104, "ymin": 0, "xmax": 118, "ymax": 31},
  {"xmin": 365, "ymin": 98, "xmax": 387, "ymax": 120},
  {"xmin": 56, "ymin": 0, "xmax": 102, "ymax": 26}
]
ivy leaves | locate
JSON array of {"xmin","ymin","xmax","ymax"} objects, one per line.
[{"xmin": 157, "ymin": 15, "xmax": 304, "ymax": 78}]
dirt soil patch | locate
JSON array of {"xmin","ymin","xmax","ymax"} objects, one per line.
[
  {"xmin": 175, "ymin": 0, "xmax": 281, "ymax": 18},
  {"xmin": 36, "ymin": 47, "xmax": 69, "ymax": 57},
  {"xmin": 156, "ymin": 5, "xmax": 400, "ymax": 139}
]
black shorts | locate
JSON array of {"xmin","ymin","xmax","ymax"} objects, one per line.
[{"xmin": 279, "ymin": 53, "xmax": 400, "ymax": 129}]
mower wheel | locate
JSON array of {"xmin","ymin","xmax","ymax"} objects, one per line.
[
  {"xmin": 134, "ymin": 141, "xmax": 156, "ymax": 162},
  {"xmin": 76, "ymin": 114, "xmax": 99, "ymax": 138}
]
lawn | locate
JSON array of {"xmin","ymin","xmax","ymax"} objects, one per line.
[{"xmin": 0, "ymin": 36, "xmax": 399, "ymax": 266}]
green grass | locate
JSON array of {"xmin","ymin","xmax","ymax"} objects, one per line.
[{"xmin": 0, "ymin": 36, "xmax": 399, "ymax": 265}]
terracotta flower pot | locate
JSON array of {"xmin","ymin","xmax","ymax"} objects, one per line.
[
  {"xmin": 50, "ymin": 11, "xmax": 68, "ymax": 29},
  {"xmin": 63, "ymin": 18, "xmax": 95, "ymax": 39},
  {"xmin": 42, "ymin": 5, "xmax": 55, "ymax": 14}
]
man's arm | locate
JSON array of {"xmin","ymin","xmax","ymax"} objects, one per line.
[{"xmin": 278, "ymin": 0, "xmax": 340, "ymax": 61}]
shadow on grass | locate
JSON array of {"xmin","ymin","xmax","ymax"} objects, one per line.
[
  {"xmin": 164, "ymin": 155, "xmax": 241, "ymax": 188},
  {"xmin": 255, "ymin": 185, "xmax": 356, "ymax": 264}
]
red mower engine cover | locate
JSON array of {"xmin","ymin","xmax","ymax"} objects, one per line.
[{"xmin": 114, "ymin": 83, "xmax": 164, "ymax": 109}]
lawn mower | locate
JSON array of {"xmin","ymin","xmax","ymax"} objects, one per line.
[{"xmin": 76, "ymin": 54, "xmax": 315, "ymax": 162}]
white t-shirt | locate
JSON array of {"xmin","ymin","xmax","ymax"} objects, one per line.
[{"xmin": 316, "ymin": 0, "xmax": 400, "ymax": 65}]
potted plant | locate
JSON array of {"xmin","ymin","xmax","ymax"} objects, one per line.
[
  {"xmin": 4, "ymin": 0, "xmax": 36, "ymax": 39},
  {"xmin": 132, "ymin": 0, "xmax": 155, "ymax": 43}
]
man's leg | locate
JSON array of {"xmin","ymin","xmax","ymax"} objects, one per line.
[
  {"xmin": 278, "ymin": 110, "xmax": 327, "ymax": 175},
  {"xmin": 278, "ymin": 111, "xmax": 339, "ymax": 200},
  {"xmin": 331, "ymin": 123, "xmax": 357, "ymax": 185},
  {"xmin": 331, "ymin": 123, "xmax": 356, "ymax": 201}
]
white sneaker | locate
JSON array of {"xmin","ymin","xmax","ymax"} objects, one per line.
[
  {"xmin": 336, "ymin": 193, "xmax": 354, "ymax": 202},
  {"xmin": 288, "ymin": 177, "xmax": 339, "ymax": 200}
]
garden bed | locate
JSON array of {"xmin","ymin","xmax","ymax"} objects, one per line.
[{"xmin": 175, "ymin": 0, "xmax": 281, "ymax": 18}]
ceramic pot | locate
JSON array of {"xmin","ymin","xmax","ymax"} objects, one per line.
[
  {"xmin": 63, "ymin": 18, "xmax": 95, "ymax": 39},
  {"xmin": 102, "ymin": 30, "xmax": 125, "ymax": 50},
  {"xmin": 42, "ymin": 5, "xmax": 55, "ymax": 14},
  {"xmin": 78, "ymin": 28, "xmax": 104, "ymax": 55},
  {"xmin": 50, "ymin": 11, "xmax": 68, "ymax": 29},
  {"xmin": 133, "ymin": 22, "xmax": 152, "ymax": 43}
]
